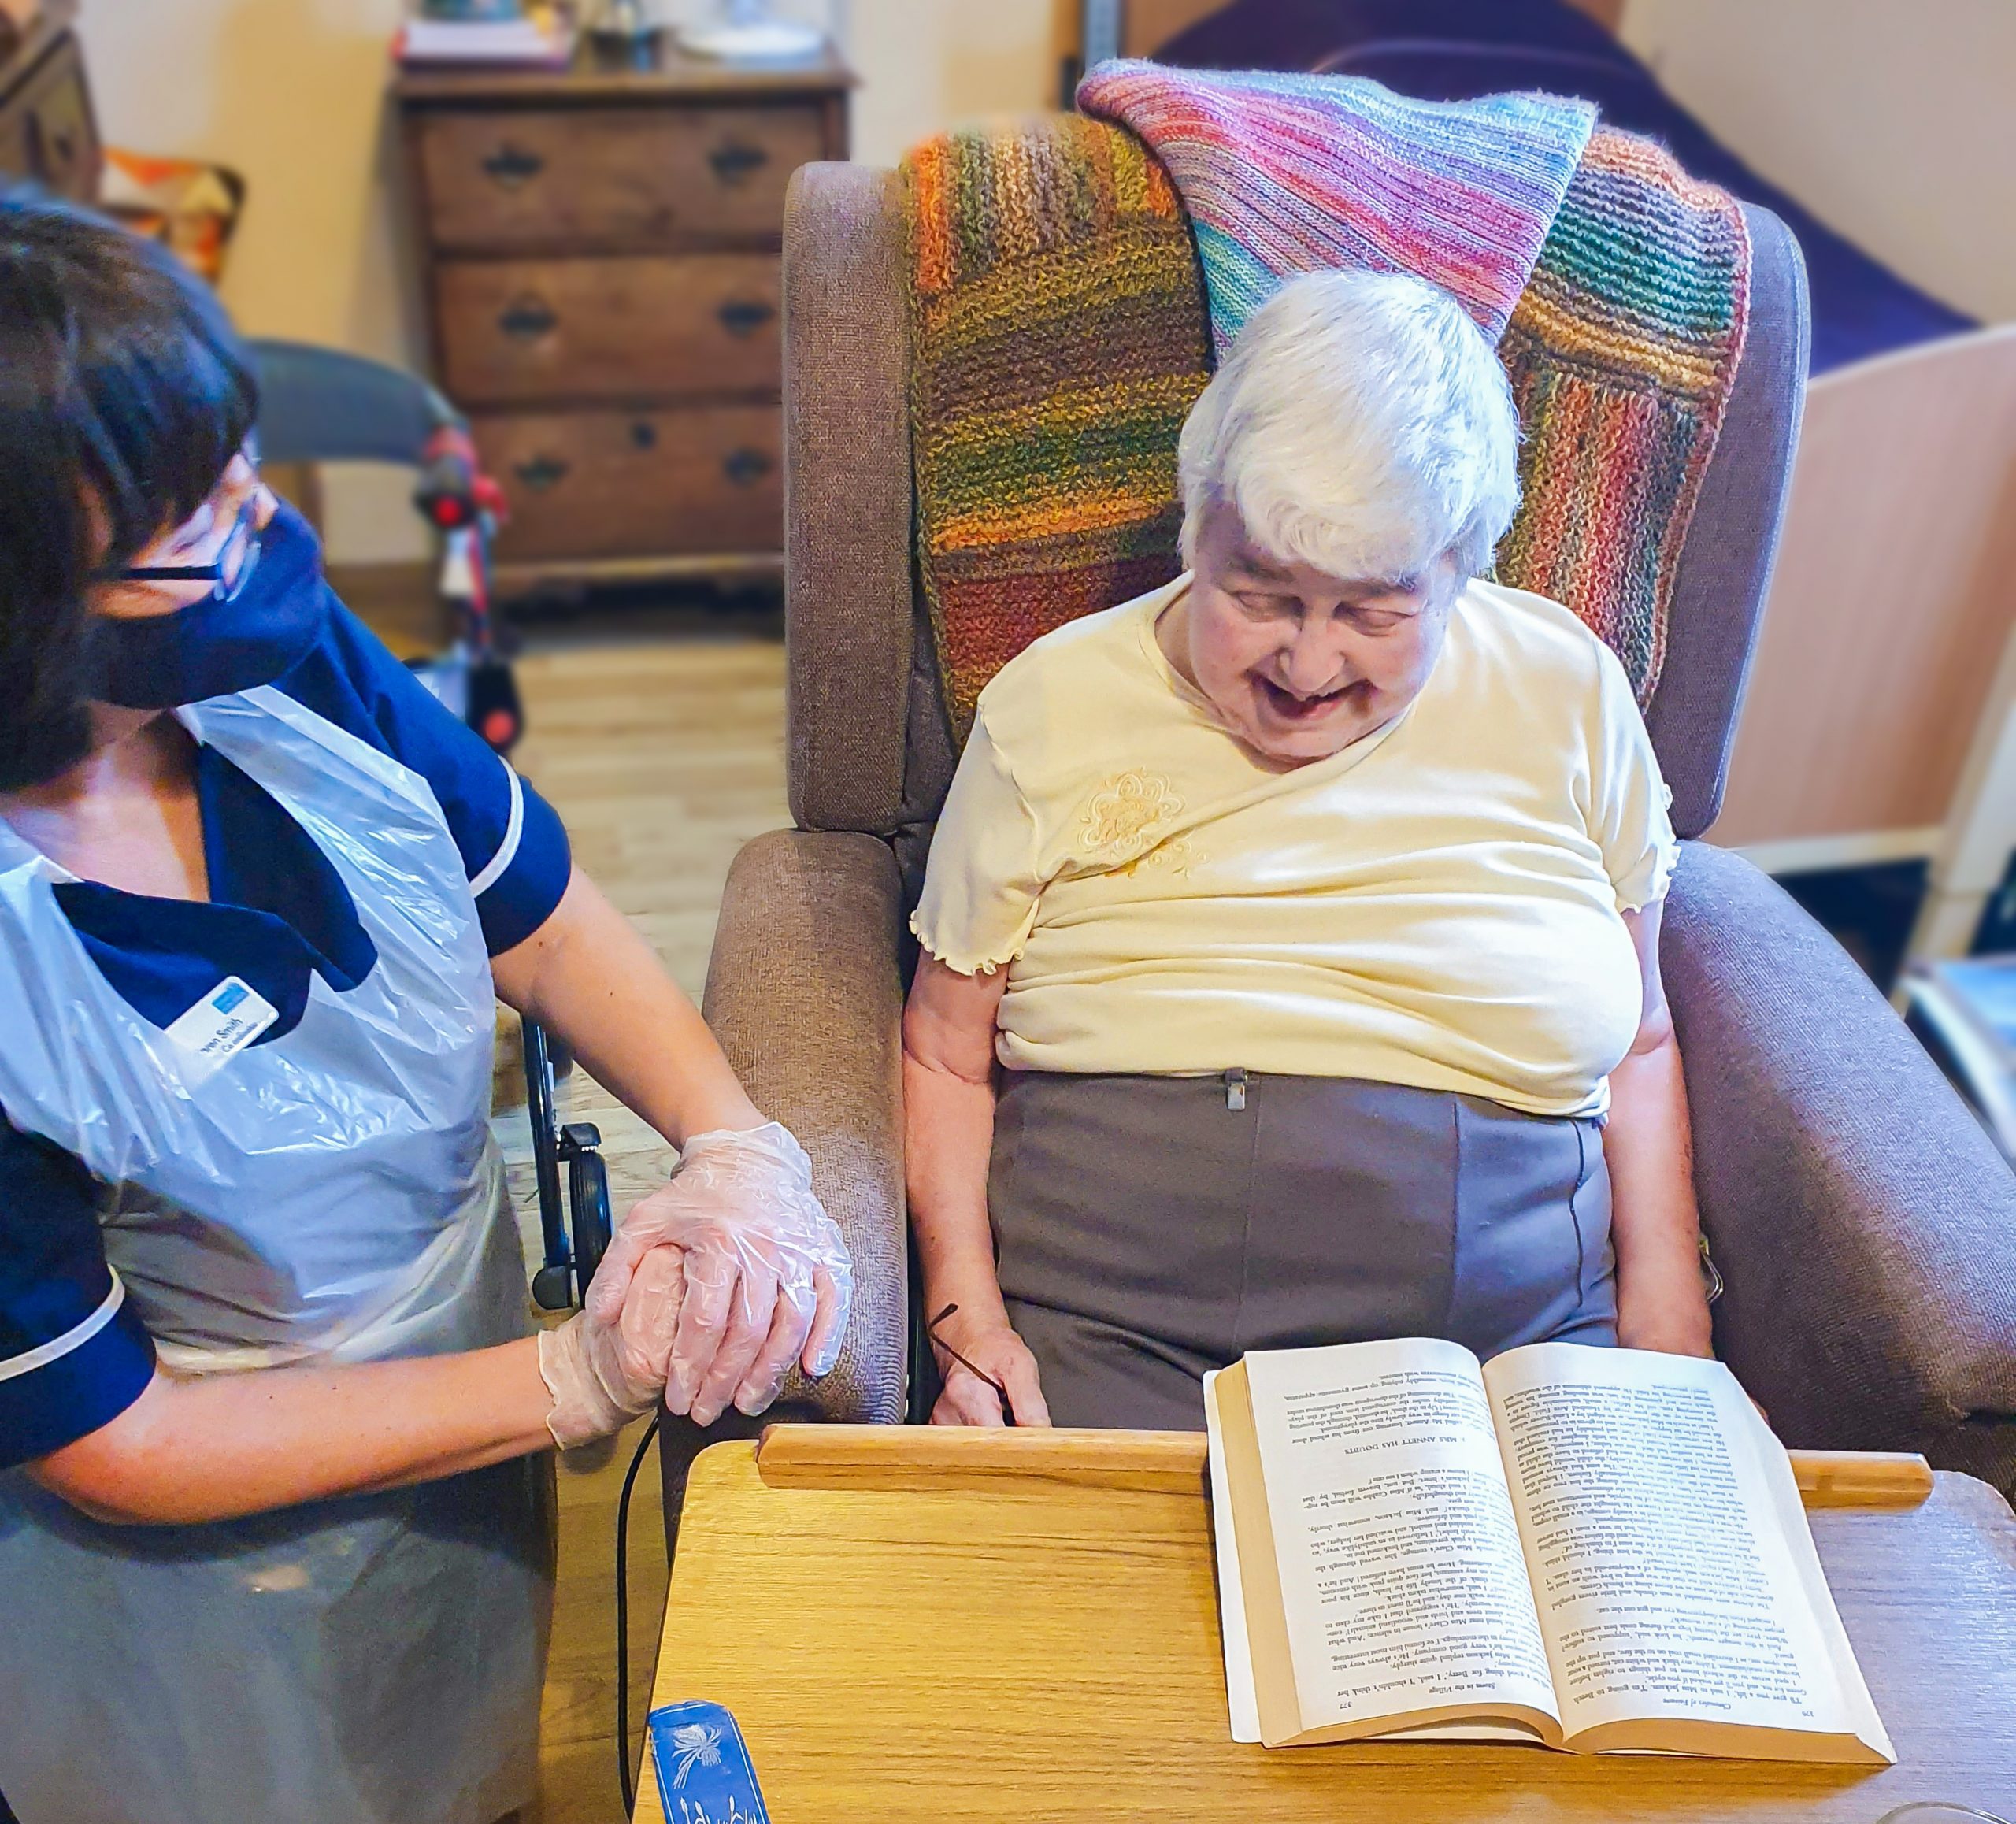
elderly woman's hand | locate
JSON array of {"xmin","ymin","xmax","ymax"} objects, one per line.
[{"xmin": 928, "ymin": 1311, "xmax": 1051, "ymax": 1427}]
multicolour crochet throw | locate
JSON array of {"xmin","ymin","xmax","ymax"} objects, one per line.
[{"xmin": 902, "ymin": 69, "xmax": 1749, "ymax": 736}]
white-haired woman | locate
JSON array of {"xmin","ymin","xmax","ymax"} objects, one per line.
[{"xmin": 903, "ymin": 269, "xmax": 1713, "ymax": 1429}]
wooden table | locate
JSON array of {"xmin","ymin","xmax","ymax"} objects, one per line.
[{"xmin": 636, "ymin": 1429, "xmax": 2016, "ymax": 1822}]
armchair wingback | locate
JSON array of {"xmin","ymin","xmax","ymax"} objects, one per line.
[{"xmin": 666, "ymin": 160, "xmax": 2016, "ymax": 1550}]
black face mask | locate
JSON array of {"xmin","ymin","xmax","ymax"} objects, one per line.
[{"xmin": 92, "ymin": 499, "xmax": 330, "ymax": 710}]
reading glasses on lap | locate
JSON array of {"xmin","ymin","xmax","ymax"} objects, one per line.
[
  {"xmin": 928, "ymin": 1302, "xmax": 1017, "ymax": 1425},
  {"xmin": 1874, "ymin": 1809, "xmax": 2012, "ymax": 1824}
]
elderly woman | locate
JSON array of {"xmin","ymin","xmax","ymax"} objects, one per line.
[{"xmin": 904, "ymin": 269, "xmax": 1711, "ymax": 1429}]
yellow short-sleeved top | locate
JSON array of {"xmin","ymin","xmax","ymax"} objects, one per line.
[{"xmin": 910, "ymin": 573, "xmax": 1679, "ymax": 1118}]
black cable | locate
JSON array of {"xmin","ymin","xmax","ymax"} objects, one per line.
[{"xmin": 615, "ymin": 1414, "xmax": 661, "ymax": 1817}]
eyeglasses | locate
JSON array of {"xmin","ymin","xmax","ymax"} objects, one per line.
[
  {"xmin": 926, "ymin": 1302, "xmax": 1017, "ymax": 1425},
  {"xmin": 99, "ymin": 492, "xmax": 262, "ymax": 602}
]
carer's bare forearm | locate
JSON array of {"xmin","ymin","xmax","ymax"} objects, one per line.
[
  {"xmin": 492, "ymin": 866, "xmax": 761, "ymax": 1147},
  {"xmin": 31, "ymin": 1339, "xmax": 554, "ymax": 1526}
]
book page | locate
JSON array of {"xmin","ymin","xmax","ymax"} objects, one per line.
[
  {"xmin": 1206, "ymin": 1370, "xmax": 1540, "ymax": 1747},
  {"xmin": 1243, "ymin": 1339, "xmax": 1561, "ymax": 1741},
  {"xmin": 1484, "ymin": 1343, "xmax": 1892, "ymax": 1761},
  {"xmin": 1203, "ymin": 1371, "xmax": 1263, "ymax": 1744}
]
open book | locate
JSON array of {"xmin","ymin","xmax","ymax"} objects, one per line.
[{"xmin": 1206, "ymin": 1339, "xmax": 1892, "ymax": 1764}]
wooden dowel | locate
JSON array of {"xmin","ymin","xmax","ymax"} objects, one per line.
[
  {"xmin": 757, "ymin": 1425, "xmax": 1207, "ymax": 1492},
  {"xmin": 1790, "ymin": 1449, "xmax": 1934, "ymax": 1507},
  {"xmin": 755, "ymin": 1426, "xmax": 1936, "ymax": 1510}
]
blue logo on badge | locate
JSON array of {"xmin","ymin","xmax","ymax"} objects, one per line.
[{"xmin": 212, "ymin": 983, "xmax": 249, "ymax": 1014}]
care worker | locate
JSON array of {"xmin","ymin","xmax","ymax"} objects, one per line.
[{"xmin": 0, "ymin": 194, "xmax": 851, "ymax": 1824}]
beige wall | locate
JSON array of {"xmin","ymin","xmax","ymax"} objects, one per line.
[
  {"xmin": 76, "ymin": 0, "xmax": 1062, "ymax": 558},
  {"xmin": 80, "ymin": 0, "xmax": 426, "ymax": 557},
  {"xmin": 1621, "ymin": 0, "xmax": 2016, "ymax": 323},
  {"xmin": 79, "ymin": 0, "xmax": 417, "ymax": 364},
  {"xmin": 830, "ymin": 0, "xmax": 1061, "ymax": 168}
]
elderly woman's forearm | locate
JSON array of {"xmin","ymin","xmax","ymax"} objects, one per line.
[
  {"xmin": 902, "ymin": 953, "xmax": 1014, "ymax": 1314},
  {"xmin": 903, "ymin": 1051, "xmax": 1009, "ymax": 1314},
  {"xmin": 1605, "ymin": 1031, "xmax": 1713, "ymax": 1354}
]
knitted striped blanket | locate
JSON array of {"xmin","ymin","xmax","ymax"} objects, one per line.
[
  {"xmin": 906, "ymin": 115, "xmax": 1211, "ymax": 728},
  {"xmin": 904, "ymin": 70, "xmax": 1749, "ymax": 737},
  {"xmin": 1078, "ymin": 62, "xmax": 1596, "ymax": 354}
]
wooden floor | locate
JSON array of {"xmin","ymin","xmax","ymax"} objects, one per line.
[{"xmin": 500, "ymin": 628, "xmax": 791, "ymax": 1824}]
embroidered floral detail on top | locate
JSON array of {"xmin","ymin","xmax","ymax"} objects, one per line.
[
  {"xmin": 1122, "ymin": 832, "xmax": 1199, "ymax": 878},
  {"xmin": 1080, "ymin": 769, "xmax": 1186, "ymax": 865}
]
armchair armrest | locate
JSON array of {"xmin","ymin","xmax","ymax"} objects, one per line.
[
  {"xmin": 661, "ymin": 829, "xmax": 910, "ymax": 1556},
  {"xmin": 1664, "ymin": 842, "xmax": 2016, "ymax": 1494},
  {"xmin": 700, "ymin": 828, "xmax": 910, "ymax": 1427}
]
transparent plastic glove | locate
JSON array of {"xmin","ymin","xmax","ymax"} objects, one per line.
[
  {"xmin": 587, "ymin": 1122, "xmax": 853, "ymax": 1427},
  {"xmin": 537, "ymin": 1247, "xmax": 689, "ymax": 1449}
]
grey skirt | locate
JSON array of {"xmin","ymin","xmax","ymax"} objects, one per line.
[{"xmin": 988, "ymin": 1070, "xmax": 1618, "ymax": 1431}]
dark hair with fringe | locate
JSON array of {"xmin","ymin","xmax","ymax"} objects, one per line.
[{"xmin": 0, "ymin": 187, "xmax": 258, "ymax": 789}]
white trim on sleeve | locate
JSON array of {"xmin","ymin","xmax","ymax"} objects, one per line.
[
  {"xmin": 467, "ymin": 761, "xmax": 525, "ymax": 899},
  {"xmin": 0, "ymin": 1269, "xmax": 127, "ymax": 1383}
]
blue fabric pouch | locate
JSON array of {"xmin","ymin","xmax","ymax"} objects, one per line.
[{"xmin": 647, "ymin": 1701, "xmax": 770, "ymax": 1824}]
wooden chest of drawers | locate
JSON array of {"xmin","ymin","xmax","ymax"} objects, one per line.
[{"xmin": 395, "ymin": 43, "xmax": 850, "ymax": 592}]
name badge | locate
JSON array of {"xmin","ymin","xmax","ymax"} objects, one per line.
[
  {"xmin": 647, "ymin": 1701, "xmax": 771, "ymax": 1824},
  {"xmin": 164, "ymin": 977, "xmax": 280, "ymax": 1083}
]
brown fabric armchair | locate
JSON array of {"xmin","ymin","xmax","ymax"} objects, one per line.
[{"xmin": 662, "ymin": 161, "xmax": 2016, "ymax": 1550}]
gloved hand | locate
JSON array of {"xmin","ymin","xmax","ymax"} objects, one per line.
[
  {"xmin": 536, "ymin": 1245, "xmax": 688, "ymax": 1449},
  {"xmin": 587, "ymin": 1122, "xmax": 853, "ymax": 1428}
]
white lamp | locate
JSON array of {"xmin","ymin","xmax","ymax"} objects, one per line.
[{"xmin": 677, "ymin": 0, "xmax": 822, "ymax": 61}]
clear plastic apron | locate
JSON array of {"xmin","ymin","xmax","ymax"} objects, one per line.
[{"xmin": 0, "ymin": 686, "xmax": 552, "ymax": 1824}]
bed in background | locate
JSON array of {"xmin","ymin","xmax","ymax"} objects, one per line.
[{"xmin": 1111, "ymin": 0, "xmax": 2016, "ymax": 968}]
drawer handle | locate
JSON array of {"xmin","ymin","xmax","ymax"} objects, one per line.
[
  {"xmin": 498, "ymin": 295, "xmax": 558, "ymax": 340},
  {"xmin": 629, "ymin": 421, "xmax": 658, "ymax": 450},
  {"xmin": 721, "ymin": 447, "xmax": 773, "ymax": 488},
  {"xmin": 481, "ymin": 143, "xmax": 546, "ymax": 188},
  {"xmin": 513, "ymin": 454, "xmax": 571, "ymax": 492},
  {"xmin": 716, "ymin": 298, "xmax": 775, "ymax": 339},
  {"xmin": 26, "ymin": 113, "xmax": 77, "ymax": 178},
  {"xmin": 708, "ymin": 140, "xmax": 770, "ymax": 185}
]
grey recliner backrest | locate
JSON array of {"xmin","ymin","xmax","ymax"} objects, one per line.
[{"xmin": 780, "ymin": 163, "xmax": 1810, "ymax": 858}]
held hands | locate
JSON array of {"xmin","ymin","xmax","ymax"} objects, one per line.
[
  {"xmin": 539, "ymin": 1124, "xmax": 852, "ymax": 1448},
  {"xmin": 586, "ymin": 1123, "xmax": 853, "ymax": 1430},
  {"xmin": 537, "ymin": 1246, "xmax": 691, "ymax": 1449}
]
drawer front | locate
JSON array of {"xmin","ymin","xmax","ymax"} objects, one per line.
[
  {"xmin": 476, "ymin": 406, "xmax": 782, "ymax": 561},
  {"xmin": 436, "ymin": 254, "xmax": 780, "ymax": 405},
  {"xmin": 0, "ymin": 108, "xmax": 29, "ymax": 184},
  {"xmin": 416, "ymin": 104, "xmax": 821, "ymax": 251}
]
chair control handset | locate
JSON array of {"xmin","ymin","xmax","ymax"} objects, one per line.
[
  {"xmin": 560, "ymin": 1121, "xmax": 613, "ymax": 1294},
  {"xmin": 524, "ymin": 1021, "xmax": 613, "ymax": 1311}
]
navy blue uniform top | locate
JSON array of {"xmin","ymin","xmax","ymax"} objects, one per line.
[{"xmin": 0, "ymin": 605, "xmax": 571, "ymax": 1468}]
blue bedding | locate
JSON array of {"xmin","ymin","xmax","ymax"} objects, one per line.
[{"xmin": 1155, "ymin": 0, "xmax": 1977, "ymax": 373}]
